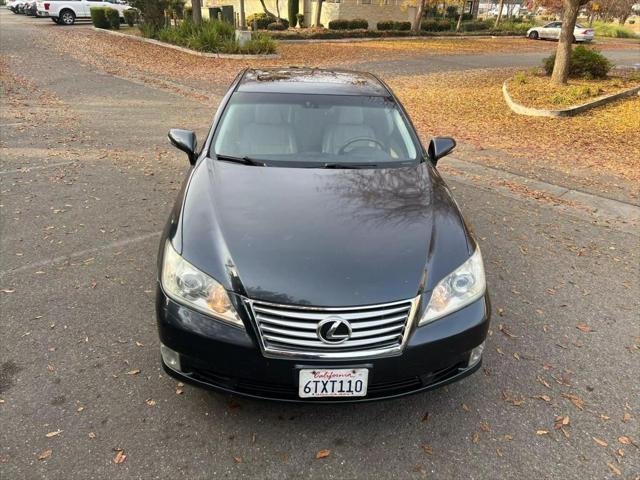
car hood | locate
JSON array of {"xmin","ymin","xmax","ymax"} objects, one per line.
[{"xmin": 180, "ymin": 159, "xmax": 468, "ymax": 307}]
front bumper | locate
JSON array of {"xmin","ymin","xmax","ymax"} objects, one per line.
[{"xmin": 156, "ymin": 288, "xmax": 491, "ymax": 402}]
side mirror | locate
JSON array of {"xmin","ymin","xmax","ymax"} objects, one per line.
[
  {"xmin": 427, "ymin": 137, "xmax": 456, "ymax": 165},
  {"xmin": 168, "ymin": 129, "xmax": 197, "ymax": 165}
]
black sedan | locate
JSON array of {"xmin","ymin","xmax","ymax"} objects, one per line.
[{"xmin": 156, "ymin": 68, "xmax": 490, "ymax": 402}]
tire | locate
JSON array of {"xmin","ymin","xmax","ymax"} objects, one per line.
[
  {"xmin": 528, "ymin": 31, "xmax": 539, "ymax": 40},
  {"xmin": 59, "ymin": 9, "xmax": 75, "ymax": 25},
  {"xmin": 51, "ymin": 16, "xmax": 58, "ymax": 23}
]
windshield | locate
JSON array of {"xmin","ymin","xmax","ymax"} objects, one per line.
[{"xmin": 211, "ymin": 93, "xmax": 419, "ymax": 167}]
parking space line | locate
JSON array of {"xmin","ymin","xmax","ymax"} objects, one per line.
[{"xmin": 0, "ymin": 231, "xmax": 162, "ymax": 277}]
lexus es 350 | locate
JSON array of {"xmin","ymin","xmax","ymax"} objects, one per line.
[{"xmin": 156, "ymin": 68, "xmax": 491, "ymax": 402}]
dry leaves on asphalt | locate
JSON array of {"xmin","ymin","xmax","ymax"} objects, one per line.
[
  {"xmin": 38, "ymin": 449, "xmax": 52, "ymax": 461},
  {"xmin": 113, "ymin": 449, "xmax": 127, "ymax": 464},
  {"xmin": 316, "ymin": 449, "xmax": 331, "ymax": 459},
  {"xmin": 45, "ymin": 429, "xmax": 62, "ymax": 438},
  {"xmin": 576, "ymin": 323, "xmax": 594, "ymax": 333}
]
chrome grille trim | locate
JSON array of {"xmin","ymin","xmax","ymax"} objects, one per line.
[{"xmin": 246, "ymin": 296, "xmax": 421, "ymax": 359}]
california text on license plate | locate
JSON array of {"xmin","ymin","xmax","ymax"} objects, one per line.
[{"xmin": 298, "ymin": 368, "xmax": 369, "ymax": 398}]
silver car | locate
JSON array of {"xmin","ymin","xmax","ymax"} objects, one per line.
[{"xmin": 527, "ymin": 22, "xmax": 594, "ymax": 42}]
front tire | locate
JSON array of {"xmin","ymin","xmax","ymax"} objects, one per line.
[
  {"xmin": 528, "ymin": 31, "xmax": 539, "ymax": 40},
  {"xmin": 51, "ymin": 16, "xmax": 58, "ymax": 23},
  {"xmin": 59, "ymin": 9, "xmax": 75, "ymax": 25}
]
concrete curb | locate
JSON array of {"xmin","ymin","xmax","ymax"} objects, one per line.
[
  {"xmin": 502, "ymin": 79, "xmax": 640, "ymax": 117},
  {"xmin": 91, "ymin": 27, "xmax": 281, "ymax": 59},
  {"xmin": 274, "ymin": 34, "xmax": 522, "ymax": 43}
]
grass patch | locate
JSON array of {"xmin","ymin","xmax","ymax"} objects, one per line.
[
  {"xmin": 507, "ymin": 71, "xmax": 639, "ymax": 109},
  {"xmin": 140, "ymin": 19, "xmax": 276, "ymax": 54},
  {"xmin": 592, "ymin": 21, "xmax": 636, "ymax": 38}
]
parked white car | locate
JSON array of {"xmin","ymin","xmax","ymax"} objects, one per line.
[
  {"xmin": 527, "ymin": 22, "xmax": 595, "ymax": 42},
  {"xmin": 39, "ymin": 0, "xmax": 133, "ymax": 25}
]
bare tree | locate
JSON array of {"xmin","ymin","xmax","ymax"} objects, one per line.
[
  {"xmin": 191, "ymin": 0, "xmax": 202, "ymax": 25},
  {"xmin": 550, "ymin": 0, "xmax": 590, "ymax": 85},
  {"xmin": 412, "ymin": 0, "xmax": 426, "ymax": 32},
  {"xmin": 314, "ymin": 0, "xmax": 323, "ymax": 26},
  {"xmin": 494, "ymin": 0, "xmax": 505, "ymax": 26}
]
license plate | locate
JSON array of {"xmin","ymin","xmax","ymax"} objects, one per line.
[{"xmin": 298, "ymin": 368, "xmax": 368, "ymax": 398}]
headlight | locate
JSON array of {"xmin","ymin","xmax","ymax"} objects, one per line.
[
  {"xmin": 161, "ymin": 241, "xmax": 244, "ymax": 328},
  {"xmin": 419, "ymin": 247, "xmax": 486, "ymax": 326}
]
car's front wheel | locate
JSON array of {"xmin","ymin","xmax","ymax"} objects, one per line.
[
  {"xmin": 59, "ymin": 9, "xmax": 75, "ymax": 25},
  {"xmin": 528, "ymin": 30, "xmax": 539, "ymax": 40},
  {"xmin": 51, "ymin": 16, "xmax": 58, "ymax": 22}
]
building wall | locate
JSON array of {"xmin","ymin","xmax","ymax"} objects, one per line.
[{"xmin": 206, "ymin": 0, "xmax": 415, "ymax": 29}]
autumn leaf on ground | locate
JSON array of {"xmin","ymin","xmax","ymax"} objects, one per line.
[
  {"xmin": 607, "ymin": 462, "xmax": 621, "ymax": 476},
  {"xmin": 38, "ymin": 449, "xmax": 52, "ymax": 460},
  {"xmin": 618, "ymin": 436, "xmax": 631, "ymax": 445},
  {"xmin": 422, "ymin": 445, "xmax": 433, "ymax": 454},
  {"xmin": 537, "ymin": 376, "xmax": 552, "ymax": 389},
  {"xmin": 421, "ymin": 412, "xmax": 430, "ymax": 422},
  {"xmin": 145, "ymin": 398, "xmax": 156, "ymax": 406},
  {"xmin": 113, "ymin": 449, "xmax": 126, "ymax": 464},
  {"xmin": 176, "ymin": 382, "xmax": 184, "ymax": 395},
  {"xmin": 622, "ymin": 413, "xmax": 631, "ymax": 423},
  {"xmin": 533, "ymin": 394, "xmax": 551, "ymax": 402},
  {"xmin": 1, "ymin": 288, "xmax": 16, "ymax": 293},
  {"xmin": 480, "ymin": 422, "xmax": 491, "ymax": 432},
  {"xmin": 576, "ymin": 324, "xmax": 594, "ymax": 333},
  {"xmin": 561, "ymin": 392, "xmax": 585, "ymax": 410},
  {"xmin": 472, "ymin": 432, "xmax": 480, "ymax": 444},
  {"xmin": 536, "ymin": 430, "xmax": 549, "ymax": 435},
  {"xmin": 126, "ymin": 369, "xmax": 141, "ymax": 375},
  {"xmin": 233, "ymin": 456, "xmax": 242, "ymax": 463},
  {"xmin": 498, "ymin": 324, "xmax": 517, "ymax": 338},
  {"xmin": 88, "ymin": 432, "xmax": 96, "ymax": 439},
  {"xmin": 554, "ymin": 416, "xmax": 570, "ymax": 429},
  {"xmin": 316, "ymin": 449, "xmax": 331, "ymax": 459},
  {"xmin": 46, "ymin": 429, "xmax": 63, "ymax": 438},
  {"xmin": 462, "ymin": 403, "xmax": 470, "ymax": 412},
  {"xmin": 592, "ymin": 437, "xmax": 608, "ymax": 447}
]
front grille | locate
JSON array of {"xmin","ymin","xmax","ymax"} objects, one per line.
[{"xmin": 247, "ymin": 297, "xmax": 420, "ymax": 359}]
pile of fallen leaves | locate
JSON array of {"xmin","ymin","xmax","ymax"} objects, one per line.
[{"xmin": 507, "ymin": 71, "xmax": 640, "ymax": 109}]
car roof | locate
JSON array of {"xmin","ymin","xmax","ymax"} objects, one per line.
[{"xmin": 236, "ymin": 68, "xmax": 391, "ymax": 97}]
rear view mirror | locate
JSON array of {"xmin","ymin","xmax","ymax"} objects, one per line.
[
  {"xmin": 168, "ymin": 129, "xmax": 197, "ymax": 165},
  {"xmin": 428, "ymin": 137, "xmax": 456, "ymax": 165}
]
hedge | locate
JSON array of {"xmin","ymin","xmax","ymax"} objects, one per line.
[
  {"xmin": 328, "ymin": 18, "xmax": 368, "ymax": 30},
  {"xmin": 105, "ymin": 7, "xmax": 120, "ymax": 29},
  {"xmin": 90, "ymin": 7, "xmax": 110, "ymax": 29},
  {"xmin": 247, "ymin": 12, "xmax": 288, "ymax": 30},
  {"xmin": 543, "ymin": 46, "xmax": 612, "ymax": 79},
  {"xmin": 377, "ymin": 20, "xmax": 411, "ymax": 31},
  {"xmin": 123, "ymin": 9, "xmax": 138, "ymax": 27},
  {"xmin": 421, "ymin": 19, "xmax": 453, "ymax": 32}
]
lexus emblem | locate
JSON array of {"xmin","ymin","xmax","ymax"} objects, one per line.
[{"xmin": 317, "ymin": 317, "xmax": 352, "ymax": 344}]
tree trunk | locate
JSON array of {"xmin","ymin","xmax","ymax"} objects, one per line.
[
  {"xmin": 412, "ymin": 0, "xmax": 426, "ymax": 32},
  {"xmin": 550, "ymin": 0, "xmax": 581, "ymax": 85},
  {"xmin": 588, "ymin": 11, "xmax": 594, "ymax": 26},
  {"xmin": 258, "ymin": 0, "xmax": 275, "ymax": 17},
  {"xmin": 239, "ymin": 0, "xmax": 246, "ymax": 29},
  {"xmin": 455, "ymin": 5, "xmax": 463, "ymax": 31},
  {"xmin": 494, "ymin": 0, "xmax": 504, "ymax": 27},
  {"xmin": 275, "ymin": 0, "xmax": 281, "ymax": 21},
  {"xmin": 314, "ymin": 0, "xmax": 323, "ymax": 26},
  {"xmin": 191, "ymin": 0, "xmax": 202, "ymax": 25}
]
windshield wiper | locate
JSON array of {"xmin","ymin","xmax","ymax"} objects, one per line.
[
  {"xmin": 215, "ymin": 154, "xmax": 266, "ymax": 166},
  {"xmin": 321, "ymin": 163, "xmax": 378, "ymax": 169}
]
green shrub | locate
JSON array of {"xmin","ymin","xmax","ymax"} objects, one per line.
[
  {"xmin": 492, "ymin": 21, "xmax": 534, "ymax": 33},
  {"xmin": 267, "ymin": 21, "xmax": 287, "ymax": 30},
  {"xmin": 542, "ymin": 46, "xmax": 612, "ymax": 79},
  {"xmin": 288, "ymin": 0, "xmax": 299, "ymax": 27},
  {"xmin": 628, "ymin": 19, "xmax": 635, "ymax": 24},
  {"xmin": 131, "ymin": 0, "xmax": 168, "ymax": 30},
  {"xmin": 445, "ymin": 5, "xmax": 457, "ymax": 18},
  {"xmin": 459, "ymin": 20, "xmax": 488, "ymax": 31},
  {"xmin": 592, "ymin": 21, "xmax": 634, "ymax": 38},
  {"xmin": 105, "ymin": 8, "xmax": 120, "ymax": 29},
  {"xmin": 247, "ymin": 12, "xmax": 288, "ymax": 29},
  {"xmin": 377, "ymin": 20, "xmax": 410, "ymax": 30},
  {"xmin": 90, "ymin": 7, "xmax": 110, "ymax": 29},
  {"xmin": 421, "ymin": 19, "xmax": 453, "ymax": 31},
  {"xmin": 328, "ymin": 19, "xmax": 350, "ymax": 30},
  {"xmin": 123, "ymin": 9, "xmax": 138, "ymax": 27},
  {"xmin": 141, "ymin": 18, "xmax": 275, "ymax": 54},
  {"xmin": 350, "ymin": 18, "xmax": 368, "ymax": 29}
]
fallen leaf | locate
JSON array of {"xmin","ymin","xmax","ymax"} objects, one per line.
[
  {"xmin": 126, "ymin": 369, "xmax": 141, "ymax": 375},
  {"xmin": 462, "ymin": 403, "xmax": 470, "ymax": 412},
  {"xmin": 616, "ymin": 448, "xmax": 624, "ymax": 457},
  {"xmin": 561, "ymin": 392, "xmax": 585, "ymax": 410},
  {"xmin": 46, "ymin": 429, "xmax": 62, "ymax": 438},
  {"xmin": 537, "ymin": 376, "xmax": 552, "ymax": 389},
  {"xmin": 421, "ymin": 412, "xmax": 430, "ymax": 422},
  {"xmin": 607, "ymin": 462, "xmax": 621, "ymax": 476},
  {"xmin": 618, "ymin": 436, "xmax": 631, "ymax": 445},
  {"xmin": 622, "ymin": 413, "xmax": 631, "ymax": 423},
  {"xmin": 592, "ymin": 437, "xmax": 608, "ymax": 447},
  {"xmin": 88, "ymin": 432, "xmax": 96, "ymax": 439},
  {"xmin": 1, "ymin": 288, "xmax": 16, "ymax": 293},
  {"xmin": 316, "ymin": 449, "xmax": 331, "ymax": 459},
  {"xmin": 576, "ymin": 323, "xmax": 593, "ymax": 333},
  {"xmin": 498, "ymin": 324, "xmax": 517, "ymax": 338},
  {"xmin": 233, "ymin": 456, "xmax": 242, "ymax": 463},
  {"xmin": 422, "ymin": 445, "xmax": 433, "ymax": 454},
  {"xmin": 113, "ymin": 449, "xmax": 126, "ymax": 464},
  {"xmin": 145, "ymin": 398, "xmax": 156, "ymax": 406},
  {"xmin": 135, "ymin": 341, "xmax": 144, "ymax": 347},
  {"xmin": 38, "ymin": 449, "xmax": 52, "ymax": 461},
  {"xmin": 472, "ymin": 432, "xmax": 479, "ymax": 444},
  {"xmin": 534, "ymin": 395, "xmax": 551, "ymax": 402},
  {"xmin": 496, "ymin": 447, "xmax": 503, "ymax": 457},
  {"xmin": 480, "ymin": 422, "xmax": 491, "ymax": 432},
  {"xmin": 536, "ymin": 430, "xmax": 549, "ymax": 435}
]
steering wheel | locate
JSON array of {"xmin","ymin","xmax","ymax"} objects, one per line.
[{"xmin": 338, "ymin": 137, "xmax": 385, "ymax": 155}]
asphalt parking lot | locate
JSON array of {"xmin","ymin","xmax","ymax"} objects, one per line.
[{"xmin": 1, "ymin": 9, "xmax": 639, "ymax": 479}]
